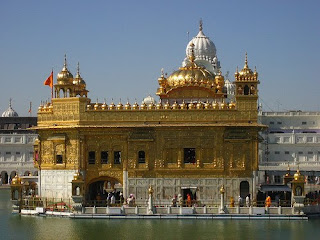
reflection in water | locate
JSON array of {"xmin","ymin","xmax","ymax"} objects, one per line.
[{"xmin": 1, "ymin": 189, "xmax": 320, "ymax": 240}]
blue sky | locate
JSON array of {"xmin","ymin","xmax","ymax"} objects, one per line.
[{"xmin": 0, "ymin": 0, "xmax": 319, "ymax": 116}]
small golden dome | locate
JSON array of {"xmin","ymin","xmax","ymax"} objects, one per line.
[
  {"xmin": 73, "ymin": 63, "xmax": 86, "ymax": 88},
  {"xmin": 148, "ymin": 102, "xmax": 155, "ymax": 110},
  {"xmin": 172, "ymin": 101, "xmax": 179, "ymax": 110},
  {"xmin": 220, "ymin": 185, "xmax": 225, "ymax": 194},
  {"xmin": 116, "ymin": 101, "xmax": 123, "ymax": 110},
  {"xmin": 156, "ymin": 101, "xmax": 162, "ymax": 109},
  {"xmin": 294, "ymin": 169, "xmax": 304, "ymax": 181},
  {"xmin": 140, "ymin": 101, "xmax": 147, "ymax": 110},
  {"xmin": 212, "ymin": 101, "xmax": 218, "ymax": 109},
  {"xmin": 180, "ymin": 100, "xmax": 187, "ymax": 110},
  {"xmin": 101, "ymin": 101, "xmax": 107, "ymax": 110},
  {"xmin": 86, "ymin": 104, "xmax": 92, "ymax": 110},
  {"xmin": 57, "ymin": 55, "xmax": 74, "ymax": 85},
  {"xmin": 196, "ymin": 102, "xmax": 203, "ymax": 110},
  {"xmin": 163, "ymin": 100, "xmax": 171, "ymax": 110},
  {"xmin": 220, "ymin": 101, "xmax": 226, "ymax": 109},
  {"xmin": 125, "ymin": 101, "xmax": 131, "ymax": 110},
  {"xmin": 204, "ymin": 101, "xmax": 211, "ymax": 109},
  {"xmin": 238, "ymin": 53, "xmax": 254, "ymax": 77},
  {"xmin": 109, "ymin": 102, "xmax": 116, "ymax": 110},
  {"xmin": 11, "ymin": 174, "xmax": 21, "ymax": 185},
  {"xmin": 132, "ymin": 101, "xmax": 139, "ymax": 110},
  {"xmin": 188, "ymin": 102, "xmax": 195, "ymax": 109},
  {"xmin": 94, "ymin": 101, "xmax": 99, "ymax": 110}
]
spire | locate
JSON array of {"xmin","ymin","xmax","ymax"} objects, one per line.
[
  {"xmin": 9, "ymin": 98, "xmax": 12, "ymax": 108},
  {"xmin": 244, "ymin": 52, "xmax": 248, "ymax": 69},
  {"xmin": 188, "ymin": 43, "xmax": 195, "ymax": 63},
  {"xmin": 76, "ymin": 62, "xmax": 81, "ymax": 78},
  {"xmin": 199, "ymin": 18, "xmax": 203, "ymax": 32},
  {"xmin": 63, "ymin": 54, "xmax": 67, "ymax": 69}
]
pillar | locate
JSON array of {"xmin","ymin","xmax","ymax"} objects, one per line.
[{"xmin": 123, "ymin": 170, "xmax": 128, "ymax": 202}]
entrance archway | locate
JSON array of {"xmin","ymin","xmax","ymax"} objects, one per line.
[
  {"xmin": 86, "ymin": 177, "xmax": 123, "ymax": 206},
  {"xmin": 1, "ymin": 171, "xmax": 8, "ymax": 184},
  {"xmin": 240, "ymin": 181, "xmax": 250, "ymax": 198}
]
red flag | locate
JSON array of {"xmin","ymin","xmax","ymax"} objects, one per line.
[{"xmin": 44, "ymin": 71, "xmax": 53, "ymax": 88}]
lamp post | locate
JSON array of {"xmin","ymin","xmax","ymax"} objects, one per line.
[{"xmin": 219, "ymin": 185, "xmax": 225, "ymax": 214}]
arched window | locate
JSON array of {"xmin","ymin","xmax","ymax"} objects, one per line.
[
  {"xmin": 244, "ymin": 85, "xmax": 250, "ymax": 95},
  {"xmin": 240, "ymin": 181, "xmax": 250, "ymax": 198},
  {"xmin": 138, "ymin": 151, "xmax": 146, "ymax": 163}
]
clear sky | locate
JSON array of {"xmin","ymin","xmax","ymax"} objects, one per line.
[{"xmin": 0, "ymin": 0, "xmax": 319, "ymax": 116}]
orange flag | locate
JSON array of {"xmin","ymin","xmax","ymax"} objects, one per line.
[{"xmin": 44, "ymin": 71, "xmax": 53, "ymax": 88}]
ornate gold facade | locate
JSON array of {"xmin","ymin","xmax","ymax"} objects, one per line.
[{"xmin": 33, "ymin": 26, "xmax": 264, "ymax": 204}]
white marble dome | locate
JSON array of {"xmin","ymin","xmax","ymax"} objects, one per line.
[
  {"xmin": 2, "ymin": 101, "xmax": 18, "ymax": 117},
  {"xmin": 182, "ymin": 22, "xmax": 219, "ymax": 75},
  {"xmin": 186, "ymin": 29, "xmax": 216, "ymax": 59},
  {"xmin": 142, "ymin": 95, "xmax": 156, "ymax": 105}
]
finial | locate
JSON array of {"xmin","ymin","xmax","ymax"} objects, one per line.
[
  {"xmin": 77, "ymin": 62, "xmax": 80, "ymax": 74},
  {"xmin": 236, "ymin": 66, "xmax": 239, "ymax": 73},
  {"xmin": 199, "ymin": 19, "xmax": 203, "ymax": 31},
  {"xmin": 64, "ymin": 54, "xmax": 67, "ymax": 67},
  {"xmin": 96, "ymin": 98, "xmax": 98, "ymax": 104},
  {"xmin": 244, "ymin": 52, "xmax": 248, "ymax": 68},
  {"xmin": 9, "ymin": 98, "xmax": 12, "ymax": 108},
  {"xmin": 189, "ymin": 42, "xmax": 195, "ymax": 63},
  {"xmin": 161, "ymin": 68, "xmax": 164, "ymax": 77}
]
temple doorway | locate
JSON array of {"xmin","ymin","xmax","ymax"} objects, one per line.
[
  {"xmin": 0, "ymin": 171, "xmax": 8, "ymax": 184},
  {"xmin": 86, "ymin": 177, "xmax": 123, "ymax": 206},
  {"xmin": 182, "ymin": 187, "xmax": 197, "ymax": 206},
  {"xmin": 240, "ymin": 181, "xmax": 250, "ymax": 198}
]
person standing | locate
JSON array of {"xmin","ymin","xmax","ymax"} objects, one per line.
[
  {"xmin": 238, "ymin": 196, "xmax": 243, "ymax": 207},
  {"xmin": 246, "ymin": 195, "xmax": 250, "ymax": 207},
  {"xmin": 265, "ymin": 195, "xmax": 271, "ymax": 207}
]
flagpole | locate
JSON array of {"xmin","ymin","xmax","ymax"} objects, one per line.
[{"xmin": 51, "ymin": 69, "xmax": 54, "ymax": 101}]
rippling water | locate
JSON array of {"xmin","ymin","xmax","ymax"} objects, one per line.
[{"xmin": 1, "ymin": 188, "xmax": 319, "ymax": 240}]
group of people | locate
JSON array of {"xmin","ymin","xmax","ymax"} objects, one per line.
[
  {"xmin": 237, "ymin": 195, "xmax": 251, "ymax": 207},
  {"xmin": 171, "ymin": 193, "xmax": 195, "ymax": 207}
]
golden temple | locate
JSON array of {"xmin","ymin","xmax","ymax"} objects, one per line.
[{"xmin": 32, "ymin": 22, "xmax": 264, "ymax": 205}]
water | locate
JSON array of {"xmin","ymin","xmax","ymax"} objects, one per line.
[{"xmin": 1, "ymin": 188, "xmax": 319, "ymax": 240}]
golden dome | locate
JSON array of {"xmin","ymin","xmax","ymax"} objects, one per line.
[
  {"xmin": 167, "ymin": 65, "xmax": 215, "ymax": 88},
  {"xmin": 73, "ymin": 62, "xmax": 86, "ymax": 88},
  {"xmin": 238, "ymin": 53, "xmax": 254, "ymax": 77},
  {"xmin": 166, "ymin": 42, "xmax": 215, "ymax": 89},
  {"xmin": 294, "ymin": 169, "xmax": 304, "ymax": 181},
  {"xmin": 57, "ymin": 55, "xmax": 74, "ymax": 85},
  {"xmin": 11, "ymin": 174, "xmax": 21, "ymax": 185}
]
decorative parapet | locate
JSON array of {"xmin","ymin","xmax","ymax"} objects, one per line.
[{"xmin": 85, "ymin": 101, "xmax": 236, "ymax": 111}]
